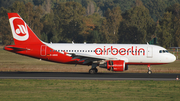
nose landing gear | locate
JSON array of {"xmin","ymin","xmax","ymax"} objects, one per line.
[{"xmin": 147, "ymin": 64, "xmax": 152, "ymax": 74}]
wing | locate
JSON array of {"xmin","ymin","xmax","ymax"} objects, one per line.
[{"xmin": 68, "ymin": 53, "xmax": 117, "ymax": 64}]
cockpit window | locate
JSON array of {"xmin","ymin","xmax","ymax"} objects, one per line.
[{"xmin": 159, "ymin": 50, "xmax": 169, "ymax": 53}]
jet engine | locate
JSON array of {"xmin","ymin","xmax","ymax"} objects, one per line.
[{"xmin": 99, "ymin": 60, "xmax": 128, "ymax": 71}]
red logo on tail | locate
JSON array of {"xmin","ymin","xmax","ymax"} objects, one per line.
[
  {"xmin": 13, "ymin": 19, "xmax": 27, "ymax": 36},
  {"xmin": 9, "ymin": 17, "xmax": 29, "ymax": 41},
  {"xmin": 16, "ymin": 25, "xmax": 27, "ymax": 36}
]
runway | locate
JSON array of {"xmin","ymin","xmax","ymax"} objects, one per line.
[{"xmin": 0, "ymin": 72, "xmax": 180, "ymax": 80}]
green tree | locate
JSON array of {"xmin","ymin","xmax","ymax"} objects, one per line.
[
  {"xmin": 0, "ymin": 0, "xmax": 33, "ymax": 8},
  {"xmin": 41, "ymin": 11, "xmax": 54, "ymax": 42},
  {"xmin": 33, "ymin": 0, "xmax": 44, "ymax": 5},
  {"xmin": 119, "ymin": 1, "xmax": 155, "ymax": 44},
  {"xmin": 158, "ymin": 3, "xmax": 180, "ymax": 47},
  {"xmin": 53, "ymin": 2, "xmax": 86, "ymax": 43},
  {"xmin": 0, "ymin": 7, "xmax": 12, "ymax": 45},
  {"xmin": 157, "ymin": 12, "xmax": 174, "ymax": 48},
  {"xmin": 143, "ymin": 0, "xmax": 167, "ymax": 22},
  {"xmin": 100, "ymin": 6, "xmax": 122, "ymax": 43},
  {"xmin": 84, "ymin": 13, "xmax": 103, "ymax": 43}
]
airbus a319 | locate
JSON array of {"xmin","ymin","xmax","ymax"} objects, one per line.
[{"xmin": 4, "ymin": 13, "xmax": 176, "ymax": 74}]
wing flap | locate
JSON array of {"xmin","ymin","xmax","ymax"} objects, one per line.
[{"xmin": 68, "ymin": 53, "xmax": 118, "ymax": 64}]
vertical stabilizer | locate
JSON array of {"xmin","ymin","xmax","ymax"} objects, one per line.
[{"xmin": 8, "ymin": 13, "xmax": 42, "ymax": 45}]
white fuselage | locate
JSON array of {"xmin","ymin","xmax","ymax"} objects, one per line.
[{"xmin": 45, "ymin": 43, "xmax": 176, "ymax": 65}]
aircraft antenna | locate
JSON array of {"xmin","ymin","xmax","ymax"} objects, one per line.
[{"xmin": 147, "ymin": 42, "xmax": 149, "ymax": 45}]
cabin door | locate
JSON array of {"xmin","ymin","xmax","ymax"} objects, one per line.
[{"xmin": 40, "ymin": 45, "xmax": 47, "ymax": 56}]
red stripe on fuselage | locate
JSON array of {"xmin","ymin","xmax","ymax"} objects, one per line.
[{"xmin": 4, "ymin": 44, "xmax": 83, "ymax": 64}]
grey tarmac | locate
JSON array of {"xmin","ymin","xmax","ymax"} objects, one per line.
[{"xmin": 0, "ymin": 72, "xmax": 180, "ymax": 80}]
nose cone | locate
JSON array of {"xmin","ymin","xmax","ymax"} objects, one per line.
[{"xmin": 169, "ymin": 54, "xmax": 176, "ymax": 63}]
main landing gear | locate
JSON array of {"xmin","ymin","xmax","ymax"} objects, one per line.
[
  {"xmin": 147, "ymin": 64, "xmax": 152, "ymax": 75},
  {"xmin": 89, "ymin": 63, "xmax": 98, "ymax": 74}
]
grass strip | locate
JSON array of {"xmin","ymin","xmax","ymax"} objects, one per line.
[{"xmin": 0, "ymin": 79, "xmax": 180, "ymax": 101}]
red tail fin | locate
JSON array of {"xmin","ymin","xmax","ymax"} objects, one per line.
[{"xmin": 8, "ymin": 13, "xmax": 42, "ymax": 45}]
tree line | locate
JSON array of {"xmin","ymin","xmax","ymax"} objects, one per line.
[{"xmin": 0, "ymin": 0, "xmax": 180, "ymax": 48}]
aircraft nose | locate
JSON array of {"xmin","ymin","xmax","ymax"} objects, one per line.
[{"xmin": 169, "ymin": 54, "xmax": 176, "ymax": 63}]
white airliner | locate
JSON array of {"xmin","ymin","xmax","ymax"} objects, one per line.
[{"xmin": 4, "ymin": 13, "xmax": 176, "ymax": 74}]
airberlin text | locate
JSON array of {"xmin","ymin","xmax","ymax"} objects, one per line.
[{"xmin": 95, "ymin": 46, "xmax": 145, "ymax": 56}]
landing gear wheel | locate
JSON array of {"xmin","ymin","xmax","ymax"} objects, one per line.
[
  {"xmin": 147, "ymin": 70, "xmax": 152, "ymax": 75},
  {"xmin": 147, "ymin": 64, "xmax": 152, "ymax": 75},
  {"xmin": 89, "ymin": 68, "xmax": 98, "ymax": 74}
]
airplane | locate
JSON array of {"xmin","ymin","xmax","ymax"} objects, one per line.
[{"xmin": 4, "ymin": 13, "xmax": 176, "ymax": 74}]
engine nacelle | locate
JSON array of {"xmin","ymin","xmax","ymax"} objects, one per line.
[{"xmin": 99, "ymin": 60, "xmax": 128, "ymax": 71}]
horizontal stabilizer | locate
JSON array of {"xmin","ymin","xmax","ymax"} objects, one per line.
[{"xmin": 4, "ymin": 46, "xmax": 30, "ymax": 51}]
